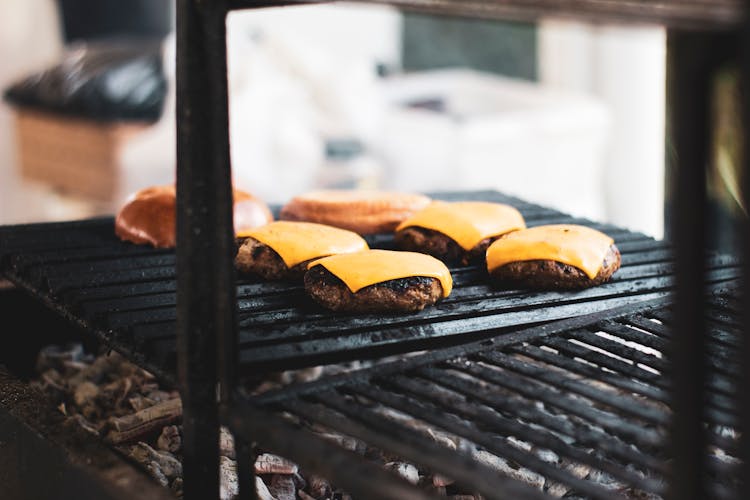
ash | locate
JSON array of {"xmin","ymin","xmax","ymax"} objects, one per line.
[
  {"xmin": 30, "ymin": 343, "xmax": 739, "ymax": 500},
  {"xmin": 32, "ymin": 343, "xmax": 481, "ymax": 499}
]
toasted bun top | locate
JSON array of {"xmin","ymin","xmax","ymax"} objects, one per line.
[
  {"xmin": 486, "ymin": 224, "xmax": 615, "ymax": 279},
  {"xmin": 115, "ymin": 185, "xmax": 273, "ymax": 248},
  {"xmin": 308, "ymin": 249, "xmax": 453, "ymax": 297},
  {"xmin": 396, "ymin": 201, "xmax": 526, "ymax": 250},
  {"xmin": 279, "ymin": 189, "xmax": 432, "ymax": 235},
  {"xmin": 237, "ymin": 221, "xmax": 369, "ymax": 268}
]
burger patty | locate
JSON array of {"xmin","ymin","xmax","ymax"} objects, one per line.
[
  {"xmin": 234, "ymin": 237, "xmax": 312, "ymax": 280},
  {"xmin": 304, "ymin": 264, "xmax": 444, "ymax": 313},
  {"xmin": 488, "ymin": 244, "xmax": 622, "ymax": 289},
  {"xmin": 394, "ymin": 226, "xmax": 496, "ymax": 266}
]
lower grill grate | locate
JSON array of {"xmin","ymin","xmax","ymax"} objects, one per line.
[
  {"xmin": 0, "ymin": 191, "xmax": 740, "ymax": 385},
  {"xmin": 233, "ymin": 288, "xmax": 742, "ymax": 500}
]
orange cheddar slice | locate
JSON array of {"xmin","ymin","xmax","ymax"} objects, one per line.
[
  {"xmin": 237, "ymin": 221, "xmax": 368, "ymax": 268},
  {"xmin": 308, "ymin": 249, "xmax": 453, "ymax": 297},
  {"xmin": 486, "ymin": 224, "xmax": 614, "ymax": 280},
  {"xmin": 396, "ymin": 201, "xmax": 526, "ymax": 250}
]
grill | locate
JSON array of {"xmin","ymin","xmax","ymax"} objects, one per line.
[
  {"xmin": 0, "ymin": 189, "xmax": 743, "ymax": 500},
  {"xmin": 3, "ymin": 190, "xmax": 731, "ymax": 384},
  {"xmin": 2, "ymin": 1, "xmax": 749, "ymax": 499},
  {"xmin": 229, "ymin": 287, "xmax": 743, "ymax": 500}
]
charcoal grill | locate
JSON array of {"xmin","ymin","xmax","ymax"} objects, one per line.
[
  {"xmin": 230, "ymin": 286, "xmax": 742, "ymax": 500},
  {"xmin": 1, "ymin": 191, "xmax": 736, "ymax": 385},
  {"xmin": 1, "ymin": 0, "xmax": 750, "ymax": 499}
]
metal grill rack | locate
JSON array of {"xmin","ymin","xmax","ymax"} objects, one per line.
[
  {"xmin": 1, "ymin": 0, "xmax": 749, "ymax": 499},
  {"xmin": 229, "ymin": 287, "xmax": 742, "ymax": 500},
  {"xmin": 2, "ymin": 191, "xmax": 730, "ymax": 384}
]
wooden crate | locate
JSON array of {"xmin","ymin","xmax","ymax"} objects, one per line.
[{"xmin": 12, "ymin": 108, "xmax": 149, "ymax": 202}]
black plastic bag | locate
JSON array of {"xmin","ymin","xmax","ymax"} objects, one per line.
[{"xmin": 3, "ymin": 37, "xmax": 167, "ymax": 122}]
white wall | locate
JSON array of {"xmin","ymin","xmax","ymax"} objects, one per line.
[
  {"xmin": 538, "ymin": 19, "xmax": 667, "ymax": 238},
  {"xmin": 0, "ymin": 4, "xmax": 668, "ymax": 235}
]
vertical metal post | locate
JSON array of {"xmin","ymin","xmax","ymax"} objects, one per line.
[
  {"xmin": 175, "ymin": 0, "xmax": 235, "ymax": 499},
  {"xmin": 740, "ymin": 6, "xmax": 750, "ymax": 497},
  {"xmin": 236, "ymin": 439, "xmax": 259, "ymax": 500},
  {"xmin": 665, "ymin": 31, "xmax": 712, "ymax": 500}
]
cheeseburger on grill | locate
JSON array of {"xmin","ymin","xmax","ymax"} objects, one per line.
[
  {"xmin": 304, "ymin": 249, "xmax": 453, "ymax": 313},
  {"xmin": 395, "ymin": 201, "xmax": 526, "ymax": 265},
  {"xmin": 115, "ymin": 184, "xmax": 273, "ymax": 248},
  {"xmin": 235, "ymin": 221, "xmax": 369, "ymax": 280},
  {"xmin": 486, "ymin": 224, "xmax": 621, "ymax": 289}
]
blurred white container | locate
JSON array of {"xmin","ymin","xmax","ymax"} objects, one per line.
[
  {"xmin": 119, "ymin": 3, "xmax": 402, "ymax": 208},
  {"xmin": 376, "ymin": 69, "xmax": 612, "ymax": 222},
  {"xmin": 538, "ymin": 20, "xmax": 666, "ymax": 238}
]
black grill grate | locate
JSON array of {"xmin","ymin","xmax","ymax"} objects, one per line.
[
  {"xmin": 231, "ymin": 288, "xmax": 742, "ymax": 500},
  {"xmin": 0, "ymin": 191, "xmax": 740, "ymax": 386}
]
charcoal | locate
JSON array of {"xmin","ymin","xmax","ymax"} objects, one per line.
[
  {"xmin": 255, "ymin": 453, "xmax": 298, "ymax": 475},
  {"xmin": 219, "ymin": 456, "xmax": 238, "ymax": 500},
  {"xmin": 65, "ymin": 413, "xmax": 101, "ymax": 437},
  {"xmin": 171, "ymin": 477, "xmax": 183, "ymax": 497},
  {"xmin": 315, "ymin": 431, "xmax": 366, "ymax": 454},
  {"xmin": 36, "ymin": 343, "xmax": 84, "ymax": 372},
  {"xmin": 145, "ymin": 461, "xmax": 169, "ymax": 488},
  {"xmin": 157, "ymin": 425, "xmax": 182, "ymax": 454},
  {"xmin": 220, "ymin": 426, "xmax": 236, "ymax": 458},
  {"xmin": 268, "ymin": 474, "xmax": 296, "ymax": 500},
  {"xmin": 298, "ymin": 491, "xmax": 316, "ymax": 500},
  {"xmin": 307, "ymin": 474, "xmax": 332, "ymax": 498},
  {"xmin": 128, "ymin": 442, "xmax": 182, "ymax": 480},
  {"xmin": 384, "ymin": 461, "xmax": 419, "ymax": 485},
  {"xmin": 256, "ymin": 476, "xmax": 276, "ymax": 500},
  {"xmin": 432, "ymin": 473, "xmax": 455, "ymax": 487},
  {"xmin": 471, "ymin": 449, "xmax": 545, "ymax": 490},
  {"xmin": 73, "ymin": 381, "xmax": 99, "ymax": 407}
]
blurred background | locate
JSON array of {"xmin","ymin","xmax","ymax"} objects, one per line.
[{"xmin": 0, "ymin": 1, "xmax": 743, "ymax": 249}]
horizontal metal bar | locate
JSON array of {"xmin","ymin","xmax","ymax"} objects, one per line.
[
  {"xmin": 542, "ymin": 335, "xmax": 739, "ymax": 422},
  {"xmin": 45, "ymin": 267, "xmax": 177, "ymax": 295},
  {"xmin": 647, "ymin": 309, "xmax": 742, "ymax": 349},
  {"xmin": 278, "ymin": 396, "xmax": 553, "ymax": 500},
  {"xmin": 511, "ymin": 343, "xmax": 666, "ymax": 401},
  {"xmin": 249, "ymin": 294, "xmax": 675, "ymax": 406},
  {"xmin": 341, "ymin": 0, "xmax": 742, "ymax": 30},
  {"xmin": 238, "ymin": 282, "xmax": 676, "ymax": 337},
  {"xmin": 225, "ymin": 401, "xmax": 442, "ymax": 500},
  {"xmin": 439, "ymin": 362, "xmax": 665, "ymax": 449},
  {"xmin": 372, "ymin": 375, "xmax": 663, "ymax": 495},
  {"xmin": 410, "ymin": 363, "xmax": 666, "ymax": 473},
  {"xmin": 479, "ymin": 350, "xmax": 669, "ymax": 425},
  {"xmin": 563, "ymin": 329, "xmax": 667, "ymax": 373},
  {"xmin": 235, "ymin": 294, "xmax": 672, "ymax": 370}
]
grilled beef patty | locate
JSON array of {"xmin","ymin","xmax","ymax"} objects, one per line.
[
  {"xmin": 234, "ymin": 237, "xmax": 312, "ymax": 280},
  {"xmin": 304, "ymin": 264, "xmax": 444, "ymax": 313},
  {"xmin": 489, "ymin": 244, "xmax": 622, "ymax": 289},
  {"xmin": 394, "ymin": 226, "xmax": 496, "ymax": 266}
]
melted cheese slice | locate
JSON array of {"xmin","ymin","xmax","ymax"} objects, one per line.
[
  {"xmin": 486, "ymin": 224, "xmax": 614, "ymax": 279},
  {"xmin": 308, "ymin": 249, "xmax": 453, "ymax": 297},
  {"xmin": 237, "ymin": 221, "xmax": 368, "ymax": 268},
  {"xmin": 396, "ymin": 201, "xmax": 526, "ymax": 250}
]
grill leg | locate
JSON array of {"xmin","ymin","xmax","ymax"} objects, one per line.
[
  {"xmin": 740, "ymin": 13, "xmax": 750, "ymax": 499},
  {"xmin": 666, "ymin": 31, "xmax": 710, "ymax": 500},
  {"xmin": 665, "ymin": 31, "xmax": 733, "ymax": 500},
  {"xmin": 175, "ymin": 1, "xmax": 235, "ymax": 499},
  {"xmin": 236, "ymin": 439, "xmax": 259, "ymax": 500}
]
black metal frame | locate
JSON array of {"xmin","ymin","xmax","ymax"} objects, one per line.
[
  {"xmin": 175, "ymin": 0, "xmax": 236, "ymax": 497},
  {"xmin": 173, "ymin": 1, "xmax": 750, "ymax": 500},
  {"xmin": 234, "ymin": 284, "xmax": 742, "ymax": 500}
]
